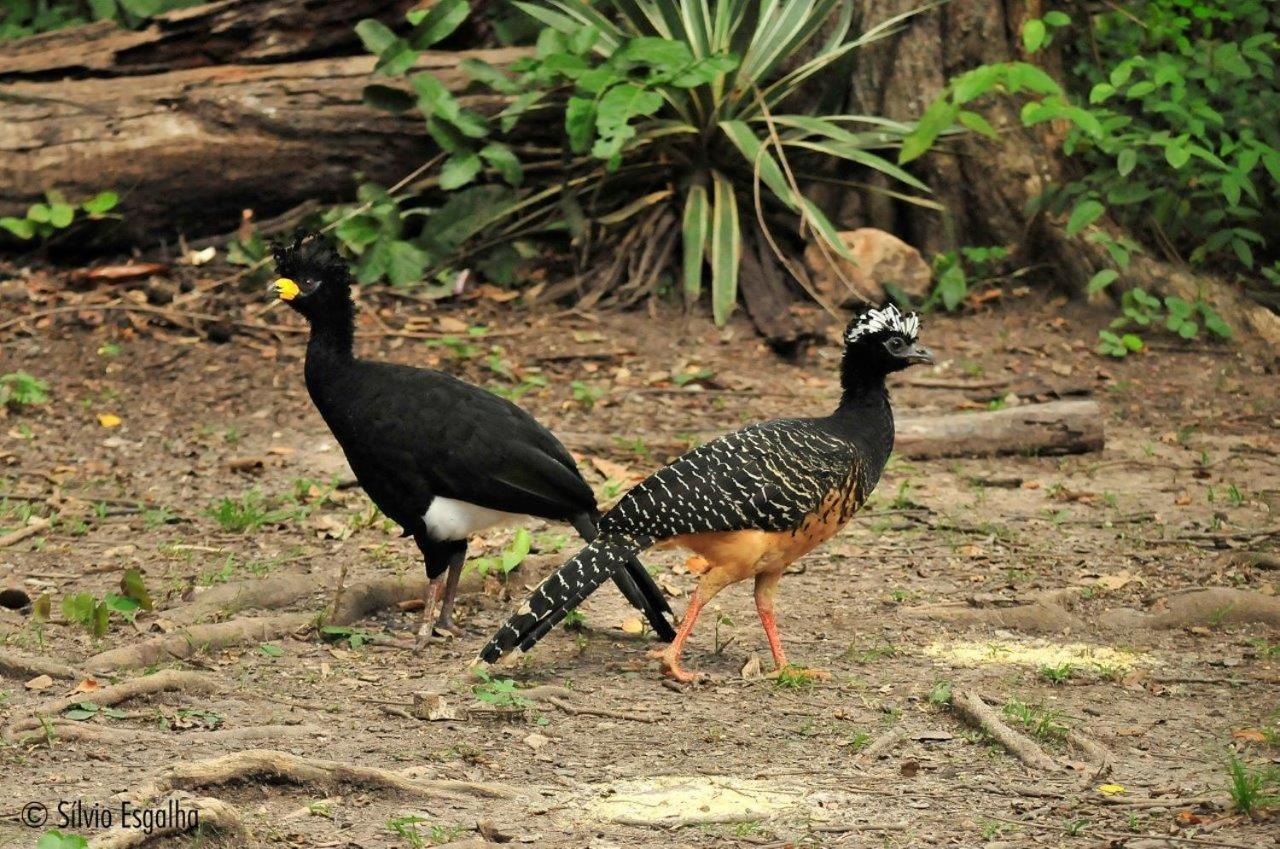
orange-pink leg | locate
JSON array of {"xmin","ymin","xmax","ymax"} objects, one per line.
[
  {"xmin": 754, "ymin": 571, "xmax": 829, "ymax": 680},
  {"xmin": 656, "ymin": 590, "xmax": 708, "ymax": 683}
]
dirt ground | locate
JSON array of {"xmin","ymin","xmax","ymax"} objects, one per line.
[{"xmin": 1, "ymin": 277, "xmax": 1278, "ymax": 849}]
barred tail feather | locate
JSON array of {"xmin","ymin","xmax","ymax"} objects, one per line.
[{"xmin": 479, "ymin": 535, "xmax": 645, "ymax": 663}]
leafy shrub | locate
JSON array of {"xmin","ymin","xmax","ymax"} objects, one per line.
[
  {"xmin": 0, "ymin": 190, "xmax": 119, "ymax": 241},
  {"xmin": 0, "ymin": 371, "xmax": 49, "ymax": 409},
  {"xmin": 0, "ymin": 0, "xmax": 199, "ymax": 41},
  {"xmin": 356, "ymin": 0, "xmax": 936, "ymax": 323}
]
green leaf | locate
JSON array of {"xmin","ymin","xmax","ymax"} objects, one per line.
[
  {"xmin": 1165, "ymin": 142, "xmax": 1191, "ymax": 169},
  {"xmin": 898, "ymin": 99, "xmax": 958, "ymax": 164},
  {"xmin": 355, "ymin": 19, "xmax": 397, "ymax": 55},
  {"xmin": 565, "ymin": 97, "xmax": 597, "ymax": 154},
  {"xmin": 1086, "ymin": 269, "xmax": 1118, "ymax": 294},
  {"xmin": 440, "ymin": 152, "xmax": 482, "ymax": 190},
  {"xmin": 718, "ymin": 120, "xmax": 793, "ymax": 209},
  {"xmin": 480, "ymin": 143, "xmax": 523, "ymax": 186},
  {"xmin": 27, "ymin": 203, "xmax": 52, "ymax": 224},
  {"xmin": 1116, "ymin": 149, "xmax": 1136, "ymax": 177},
  {"xmin": 82, "ymin": 191, "xmax": 119, "ymax": 215},
  {"xmin": 0, "ymin": 217, "xmax": 36, "ymax": 239},
  {"xmin": 405, "ymin": 0, "xmax": 469, "ymax": 50},
  {"xmin": 121, "ymin": 567, "xmax": 153, "ymax": 610},
  {"xmin": 957, "ymin": 110, "xmax": 997, "ymax": 138},
  {"xmin": 596, "ymin": 83, "xmax": 664, "ymax": 132},
  {"xmin": 259, "ymin": 643, "xmax": 284, "ymax": 657},
  {"xmin": 1121, "ymin": 334, "xmax": 1143, "ymax": 352},
  {"xmin": 48, "ymin": 203, "xmax": 75, "ymax": 229},
  {"xmin": 1043, "ymin": 11, "xmax": 1070, "ymax": 26},
  {"xmin": 681, "ymin": 183, "xmax": 709, "ymax": 304},
  {"xmin": 335, "ymin": 216, "xmax": 381, "ymax": 251},
  {"xmin": 501, "ymin": 528, "xmax": 533, "ymax": 573},
  {"xmin": 708, "ymin": 171, "xmax": 740, "ymax": 327},
  {"xmin": 1065, "ymin": 199, "xmax": 1104, "ymax": 236},
  {"xmin": 61, "ymin": 592, "xmax": 95, "ymax": 625},
  {"xmin": 1022, "ymin": 19, "xmax": 1046, "ymax": 53},
  {"xmin": 88, "ymin": 0, "xmax": 118, "ymax": 20},
  {"xmin": 91, "ymin": 601, "xmax": 109, "ymax": 639},
  {"xmin": 384, "ymin": 240, "xmax": 430, "ymax": 287},
  {"xmin": 616, "ymin": 37, "xmax": 693, "ymax": 71},
  {"xmin": 63, "ymin": 707, "xmax": 98, "ymax": 721},
  {"xmin": 375, "ymin": 38, "xmax": 419, "ymax": 76},
  {"xmin": 460, "ymin": 58, "xmax": 520, "ymax": 94},
  {"xmin": 1089, "ymin": 82, "xmax": 1115, "ymax": 104}
]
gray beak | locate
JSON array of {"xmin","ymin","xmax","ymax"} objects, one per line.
[{"xmin": 903, "ymin": 343, "xmax": 933, "ymax": 364}]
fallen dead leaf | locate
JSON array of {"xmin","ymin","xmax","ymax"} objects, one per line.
[
  {"xmin": 1097, "ymin": 784, "xmax": 1125, "ymax": 795},
  {"xmin": 740, "ymin": 653, "xmax": 763, "ymax": 680},
  {"xmin": 620, "ymin": 617, "xmax": 643, "ymax": 635},
  {"xmin": 73, "ymin": 678, "xmax": 101, "ymax": 693},
  {"xmin": 590, "ymin": 456, "xmax": 635, "ymax": 482},
  {"xmin": 25, "ymin": 674, "xmax": 53, "ymax": 690},
  {"xmin": 437, "ymin": 316, "xmax": 469, "ymax": 334},
  {"xmin": 523, "ymin": 732, "xmax": 550, "ymax": 751},
  {"xmin": 97, "ymin": 413, "xmax": 122, "ymax": 428},
  {"xmin": 1231, "ymin": 729, "xmax": 1268, "ymax": 744}
]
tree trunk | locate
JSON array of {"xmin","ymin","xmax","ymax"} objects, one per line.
[
  {"xmin": 842, "ymin": 1, "xmax": 1280, "ymax": 352},
  {"xmin": 0, "ymin": 49, "xmax": 522, "ymax": 246}
]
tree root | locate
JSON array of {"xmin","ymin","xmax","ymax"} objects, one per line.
[
  {"xmin": 331, "ymin": 575, "xmax": 431, "ymax": 625},
  {"xmin": 1098, "ymin": 588, "xmax": 1280, "ymax": 630},
  {"xmin": 88, "ymin": 796, "xmax": 245, "ymax": 849},
  {"xmin": 950, "ymin": 690, "xmax": 1058, "ymax": 772},
  {"xmin": 7, "ymin": 670, "xmax": 219, "ymax": 737},
  {"xmin": 84, "ymin": 612, "xmax": 314, "ymax": 673},
  {"xmin": 15, "ymin": 721, "xmax": 328, "ymax": 748},
  {"xmin": 907, "ymin": 600, "xmax": 1084, "ymax": 633},
  {"xmin": 0, "ymin": 647, "xmax": 84, "ymax": 681},
  {"xmin": 169, "ymin": 571, "xmax": 317, "ymax": 625},
  {"xmin": 127, "ymin": 749, "xmax": 517, "ymax": 804},
  {"xmin": 1066, "ymin": 729, "xmax": 1114, "ymax": 768}
]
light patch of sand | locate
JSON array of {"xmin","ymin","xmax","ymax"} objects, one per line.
[
  {"xmin": 923, "ymin": 638, "xmax": 1157, "ymax": 670},
  {"xmin": 585, "ymin": 775, "xmax": 803, "ymax": 826}
]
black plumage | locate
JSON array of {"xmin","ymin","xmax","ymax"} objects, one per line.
[
  {"xmin": 481, "ymin": 305, "xmax": 931, "ymax": 680},
  {"xmin": 272, "ymin": 234, "xmax": 675, "ymax": 641}
]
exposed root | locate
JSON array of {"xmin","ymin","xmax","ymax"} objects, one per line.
[
  {"xmin": 0, "ymin": 647, "xmax": 84, "ymax": 681},
  {"xmin": 1099, "ymin": 588, "xmax": 1280, "ymax": 630},
  {"xmin": 127, "ymin": 749, "xmax": 517, "ymax": 803},
  {"xmin": 16, "ymin": 722, "xmax": 328, "ymax": 748},
  {"xmin": 88, "ymin": 796, "xmax": 245, "ymax": 849},
  {"xmin": 950, "ymin": 690, "xmax": 1058, "ymax": 772},
  {"xmin": 908, "ymin": 600, "xmax": 1084, "ymax": 633},
  {"xmin": 84, "ymin": 612, "xmax": 313, "ymax": 673},
  {"xmin": 1067, "ymin": 729, "xmax": 1114, "ymax": 768},
  {"xmin": 7, "ymin": 670, "xmax": 219, "ymax": 737},
  {"xmin": 0, "ymin": 516, "xmax": 52, "ymax": 548},
  {"xmin": 331, "ymin": 575, "xmax": 430, "ymax": 625},
  {"xmin": 169, "ymin": 571, "xmax": 317, "ymax": 625}
]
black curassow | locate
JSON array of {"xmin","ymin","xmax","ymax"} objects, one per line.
[
  {"xmin": 271, "ymin": 234, "xmax": 675, "ymax": 643},
  {"xmin": 480, "ymin": 305, "xmax": 931, "ymax": 680}
]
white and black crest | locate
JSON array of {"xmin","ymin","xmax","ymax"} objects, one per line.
[{"xmin": 844, "ymin": 305, "xmax": 920, "ymax": 343}]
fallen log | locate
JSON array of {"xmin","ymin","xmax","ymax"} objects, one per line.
[
  {"xmin": 563, "ymin": 398, "xmax": 1104, "ymax": 462},
  {"xmin": 0, "ymin": 48, "xmax": 526, "ymax": 244},
  {"xmin": 0, "ymin": 0, "xmax": 415, "ymax": 80}
]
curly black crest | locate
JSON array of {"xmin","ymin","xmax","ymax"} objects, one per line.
[{"xmin": 272, "ymin": 232, "xmax": 349, "ymax": 285}]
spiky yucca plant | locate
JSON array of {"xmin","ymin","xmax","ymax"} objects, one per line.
[{"xmin": 358, "ymin": 0, "xmax": 937, "ymax": 322}]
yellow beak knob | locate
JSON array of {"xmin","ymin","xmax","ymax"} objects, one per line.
[{"xmin": 274, "ymin": 278, "xmax": 301, "ymax": 301}]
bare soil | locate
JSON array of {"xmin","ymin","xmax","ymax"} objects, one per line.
[{"xmin": 1, "ymin": 279, "xmax": 1278, "ymax": 849}]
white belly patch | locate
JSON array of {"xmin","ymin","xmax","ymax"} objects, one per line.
[{"xmin": 424, "ymin": 497, "xmax": 521, "ymax": 540}]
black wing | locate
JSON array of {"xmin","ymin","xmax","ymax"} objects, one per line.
[
  {"xmin": 600, "ymin": 418, "xmax": 859, "ymax": 540},
  {"xmin": 314, "ymin": 362, "xmax": 595, "ymax": 527}
]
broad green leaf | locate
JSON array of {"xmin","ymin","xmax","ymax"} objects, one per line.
[
  {"xmin": 1164, "ymin": 141, "xmax": 1190, "ymax": 169},
  {"xmin": 1116, "ymin": 149, "xmax": 1136, "ymax": 177},
  {"xmin": 1086, "ymin": 269, "xmax": 1118, "ymax": 294},
  {"xmin": 405, "ymin": 0, "xmax": 469, "ymax": 50},
  {"xmin": 27, "ymin": 203, "xmax": 51, "ymax": 224},
  {"xmin": 957, "ymin": 110, "xmax": 996, "ymax": 138},
  {"xmin": 1043, "ymin": 11, "xmax": 1070, "ymax": 26},
  {"xmin": 64, "ymin": 707, "xmax": 97, "ymax": 721},
  {"xmin": 121, "ymin": 567, "xmax": 153, "ymax": 610},
  {"xmin": 1022, "ymin": 19, "xmax": 1046, "ymax": 53},
  {"xmin": 1065, "ymin": 199, "xmax": 1104, "ymax": 236},
  {"xmin": 709, "ymin": 171, "xmax": 739, "ymax": 327},
  {"xmin": 460, "ymin": 58, "xmax": 520, "ymax": 94},
  {"xmin": 480, "ymin": 143, "xmax": 523, "ymax": 186},
  {"xmin": 681, "ymin": 183, "xmax": 709, "ymax": 303},
  {"xmin": 82, "ymin": 191, "xmax": 119, "ymax": 215},
  {"xmin": 355, "ymin": 19, "xmax": 397, "ymax": 55},
  {"xmin": 375, "ymin": 38, "xmax": 419, "ymax": 76},
  {"xmin": 336, "ymin": 215, "xmax": 381, "ymax": 251},
  {"xmin": 440, "ymin": 152, "xmax": 482, "ymax": 190},
  {"xmin": 0, "ymin": 217, "xmax": 36, "ymax": 239},
  {"xmin": 48, "ymin": 203, "xmax": 75, "ymax": 228},
  {"xmin": 565, "ymin": 97, "xmax": 597, "ymax": 154},
  {"xmin": 259, "ymin": 643, "xmax": 284, "ymax": 657},
  {"xmin": 617, "ymin": 36, "xmax": 693, "ymax": 71},
  {"xmin": 596, "ymin": 83, "xmax": 664, "ymax": 131},
  {"xmin": 91, "ymin": 600, "xmax": 109, "ymax": 639},
  {"xmin": 385, "ymin": 240, "xmax": 430, "ymax": 287}
]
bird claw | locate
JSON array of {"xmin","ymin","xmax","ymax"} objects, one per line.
[
  {"xmin": 650, "ymin": 647, "xmax": 705, "ymax": 684},
  {"xmin": 432, "ymin": 619, "xmax": 464, "ymax": 638}
]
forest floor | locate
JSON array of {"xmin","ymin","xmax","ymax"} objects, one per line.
[{"xmin": 1, "ymin": 271, "xmax": 1278, "ymax": 849}]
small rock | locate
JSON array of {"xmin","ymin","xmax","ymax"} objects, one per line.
[
  {"xmin": 25, "ymin": 674, "xmax": 53, "ymax": 690},
  {"xmin": 523, "ymin": 732, "xmax": 550, "ymax": 751},
  {"xmin": 803, "ymin": 228, "xmax": 932, "ymax": 307}
]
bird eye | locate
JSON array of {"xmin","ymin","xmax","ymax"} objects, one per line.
[{"xmin": 887, "ymin": 337, "xmax": 905, "ymax": 352}]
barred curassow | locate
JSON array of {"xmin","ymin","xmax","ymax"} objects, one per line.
[
  {"xmin": 479, "ymin": 305, "xmax": 931, "ymax": 680},
  {"xmin": 271, "ymin": 234, "xmax": 675, "ymax": 644}
]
